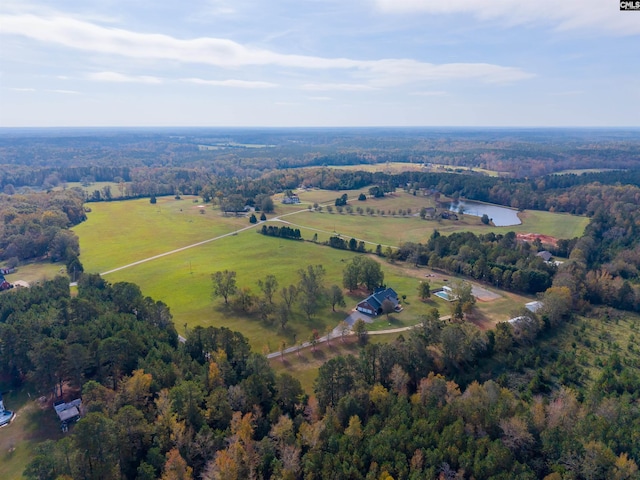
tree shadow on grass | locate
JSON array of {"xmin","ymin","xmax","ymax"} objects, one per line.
[
  {"xmin": 465, "ymin": 308, "xmax": 494, "ymax": 331},
  {"xmin": 310, "ymin": 349, "xmax": 326, "ymax": 361},
  {"xmin": 24, "ymin": 404, "xmax": 63, "ymax": 442}
]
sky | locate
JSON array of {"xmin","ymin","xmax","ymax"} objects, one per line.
[{"xmin": 0, "ymin": 0, "xmax": 639, "ymax": 127}]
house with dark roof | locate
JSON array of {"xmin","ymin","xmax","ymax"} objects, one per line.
[
  {"xmin": 536, "ymin": 251, "xmax": 553, "ymax": 262},
  {"xmin": 356, "ymin": 287, "xmax": 401, "ymax": 316}
]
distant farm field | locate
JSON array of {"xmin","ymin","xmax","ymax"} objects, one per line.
[
  {"xmin": 278, "ymin": 193, "xmax": 588, "ymax": 245},
  {"xmin": 326, "ymin": 162, "xmax": 507, "ymax": 177}
]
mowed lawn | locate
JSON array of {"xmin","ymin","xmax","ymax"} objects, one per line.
[
  {"xmin": 73, "ymin": 193, "xmax": 581, "ymax": 350},
  {"xmin": 4, "ymin": 261, "xmax": 66, "ymax": 285},
  {"xmin": 73, "ymin": 196, "xmax": 250, "ymax": 273}
]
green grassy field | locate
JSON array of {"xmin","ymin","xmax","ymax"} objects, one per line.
[
  {"xmin": 73, "ymin": 196, "xmax": 250, "ymax": 273},
  {"xmin": 71, "ymin": 193, "xmax": 583, "ymax": 348},
  {"xmin": 275, "ymin": 194, "xmax": 588, "ymax": 246},
  {"xmin": 3, "ymin": 261, "xmax": 67, "ymax": 285},
  {"xmin": 102, "ymin": 231, "xmax": 359, "ymax": 350},
  {"xmin": 54, "ymin": 181, "xmax": 127, "ymax": 198},
  {"xmin": 517, "ymin": 210, "xmax": 588, "ymax": 239},
  {"xmin": 294, "ymin": 187, "xmax": 371, "ymax": 205}
]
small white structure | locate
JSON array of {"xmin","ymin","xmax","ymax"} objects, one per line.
[
  {"xmin": 0, "ymin": 392, "xmax": 15, "ymax": 427},
  {"xmin": 508, "ymin": 316, "xmax": 533, "ymax": 325},
  {"xmin": 525, "ymin": 301, "xmax": 543, "ymax": 313},
  {"xmin": 443, "ymin": 285, "xmax": 458, "ymax": 300}
]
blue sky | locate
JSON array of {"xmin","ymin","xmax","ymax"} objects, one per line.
[{"xmin": 1, "ymin": 0, "xmax": 638, "ymax": 127}]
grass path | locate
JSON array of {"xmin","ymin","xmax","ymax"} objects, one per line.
[{"xmin": 76, "ymin": 205, "xmax": 316, "ymax": 283}]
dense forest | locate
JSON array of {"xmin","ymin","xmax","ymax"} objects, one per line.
[
  {"xmin": 2, "ymin": 276, "xmax": 639, "ymax": 480},
  {"xmin": 0, "ymin": 189, "xmax": 85, "ymax": 269}
]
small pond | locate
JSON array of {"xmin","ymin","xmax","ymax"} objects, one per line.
[{"xmin": 447, "ymin": 200, "xmax": 521, "ymax": 227}]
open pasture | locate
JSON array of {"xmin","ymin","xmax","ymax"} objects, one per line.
[
  {"xmin": 72, "ymin": 193, "xmax": 579, "ymax": 350},
  {"xmin": 278, "ymin": 202, "xmax": 587, "ymax": 249},
  {"xmin": 77, "ymin": 212, "xmax": 453, "ymax": 350},
  {"xmin": 268, "ymin": 213, "xmax": 442, "ymax": 247},
  {"xmin": 100, "ymin": 231, "xmax": 365, "ymax": 349},
  {"xmin": 517, "ymin": 210, "xmax": 588, "ymax": 239},
  {"xmin": 294, "ymin": 187, "xmax": 370, "ymax": 205},
  {"xmin": 73, "ymin": 196, "xmax": 249, "ymax": 273},
  {"xmin": 55, "ymin": 181, "xmax": 128, "ymax": 198},
  {"xmin": 326, "ymin": 162, "xmax": 424, "ymax": 174}
]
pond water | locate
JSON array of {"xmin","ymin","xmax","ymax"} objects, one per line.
[{"xmin": 447, "ymin": 200, "xmax": 521, "ymax": 227}]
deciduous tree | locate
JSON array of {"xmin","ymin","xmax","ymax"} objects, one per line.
[
  {"xmin": 257, "ymin": 274, "xmax": 279, "ymax": 304},
  {"xmin": 297, "ymin": 265, "xmax": 327, "ymax": 320},
  {"xmin": 211, "ymin": 270, "xmax": 237, "ymax": 304},
  {"xmin": 329, "ymin": 285, "xmax": 346, "ymax": 312},
  {"xmin": 418, "ymin": 281, "xmax": 431, "ymax": 300}
]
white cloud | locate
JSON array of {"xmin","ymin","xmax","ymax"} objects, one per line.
[
  {"xmin": 8, "ymin": 87, "xmax": 36, "ymax": 92},
  {"xmin": 302, "ymin": 83, "xmax": 379, "ymax": 91},
  {"xmin": 0, "ymin": 13, "xmax": 533, "ymax": 85},
  {"xmin": 374, "ymin": 0, "xmax": 640, "ymax": 35},
  {"xmin": 365, "ymin": 59, "xmax": 532, "ymax": 86},
  {"xmin": 308, "ymin": 96, "xmax": 332, "ymax": 101},
  {"xmin": 87, "ymin": 71, "xmax": 163, "ymax": 84},
  {"xmin": 183, "ymin": 78, "xmax": 277, "ymax": 88}
]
